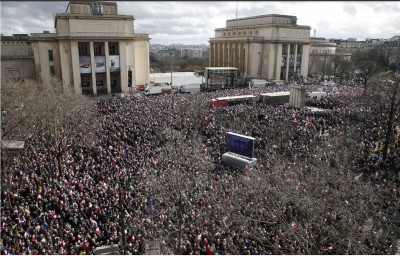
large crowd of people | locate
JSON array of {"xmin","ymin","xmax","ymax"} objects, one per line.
[{"xmin": 1, "ymin": 82, "xmax": 399, "ymax": 255}]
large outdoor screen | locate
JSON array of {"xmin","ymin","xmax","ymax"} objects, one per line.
[{"xmin": 225, "ymin": 132, "xmax": 255, "ymax": 158}]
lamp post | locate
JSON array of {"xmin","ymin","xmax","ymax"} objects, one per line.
[
  {"xmin": 257, "ymin": 51, "xmax": 261, "ymax": 79},
  {"xmin": 170, "ymin": 52, "xmax": 174, "ymax": 86}
]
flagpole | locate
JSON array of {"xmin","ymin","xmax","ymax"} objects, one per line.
[{"xmin": 236, "ymin": 1, "xmax": 238, "ymax": 19}]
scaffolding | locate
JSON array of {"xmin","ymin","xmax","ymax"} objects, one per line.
[{"xmin": 201, "ymin": 67, "xmax": 239, "ymax": 91}]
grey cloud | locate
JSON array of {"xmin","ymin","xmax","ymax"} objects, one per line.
[
  {"xmin": 1, "ymin": 1, "xmax": 399, "ymax": 45},
  {"xmin": 1, "ymin": 1, "xmax": 67, "ymax": 34},
  {"xmin": 342, "ymin": 2, "xmax": 357, "ymax": 16},
  {"xmin": 357, "ymin": 2, "xmax": 400, "ymax": 13}
]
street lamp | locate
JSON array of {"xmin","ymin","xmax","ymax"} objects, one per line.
[
  {"xmin": 257, "ymin": 51, "xmax": 261, "ymax": 79},
  {"xmin": 170, "ymin": 52, "xmax": 174, "ymax": 86}
]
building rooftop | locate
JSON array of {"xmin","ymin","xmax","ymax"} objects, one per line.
[{"xmin": 226, "ymin": 14, "xmax": 307, "ymax": 28}]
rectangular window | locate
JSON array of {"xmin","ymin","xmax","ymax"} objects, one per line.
[
  {"xmin": 50, "ymin": 66, "xmax": 55, "ymax": 75},
  {"xmin": 244, "ymin": 31, "xmax": 247, "ymax": 35},
  {"xmin": 48, "ymin": 50, "xmax": 54, "ymax": 61},
  {"xmin": 109, "ymin": 44, "xmax": 116, "ymax": 55},
  {"xmin": 79, "ymin": 45, "xmax": 88, "ymax": 56},
  {"xmin": 94, "ymin": 45, "xmax": 102, "ymax": 55},
  {"xmin": 250, "ymin": 31, "xmax": 253, "ymax": 35},
  {"xmin": 256, "ymin": 30, "xmax": 259, "ymax": 35},
  {"xmin": 228, "ymin": 32, "xmax": 231, "ymax": 36}
]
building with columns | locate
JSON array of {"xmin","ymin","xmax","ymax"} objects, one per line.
[
  {"xmin": 30, "ymin": 1, "xmax": 151, "ymax": 95},
  {"xmin": 308, "ymin": 37, "xmax": 337, "ymax": 76},
  {"xmin": 209, "ymin": 14, "xmax": 311, "ymax": 82}
]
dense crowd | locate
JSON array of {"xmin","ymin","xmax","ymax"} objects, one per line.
[{"xmin": 1, "ymin": 83, "xmax": 399, "ymax": 255}]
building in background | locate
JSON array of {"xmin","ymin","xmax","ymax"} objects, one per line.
[
  {"xmin": 181, "ymin": 48, "xmax": 203, "ymax": 58},
  {"xmin": 308, "ymin": 37, "xmax": 337, "ymax": 76},
  {"xmin": 29, "ymin": 1, "xmax": 150, "ymax": 95},
  {"xmin": 209, "ymin": 14, "xmax": 311, "ymax": 82},
  {"xmin": 1, "ymin": 34, "xmax": 35, "ymax": 80}
]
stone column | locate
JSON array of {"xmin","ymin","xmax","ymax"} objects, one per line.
[
  {"xmin": 59, "ymin": 41, "xmax": 71, "ymax": 91},
  {"xmin": 246, "ymin": 43, "xmax": 250, "ymax": 77},
  {"xmin": 275, "ymin": 44, "xmax": 282, "ymax": 80},
  {"xmin": 293, "ymin": 44, "xmax": 298, "ymax": 72},
  {"xmin": 90, "ymin": 42, "xmax": 97, "ymax": 95},
  {"xmin": 70, "ymin": 41, "xmax": 81, "ymax": 95},
  {"xmin": 213, "ymin": 43, "xmax": 216, "ymax": 66},
  {"xmin": 119, "ymin": 42, "xmax": 128, "ymax": 93},
  {"xmin": 230, "ymin": 43, "xmax": 234, "ymax": 67},
  {"xmin": 234, "ymin": 43, "xmax": 237, "ymax": 68},
  {"xmin": 105, "ymin": 42, "xmax": 111, "ymax": 94},
  {"xmin": 300, "ymin": 44, "xmax": 310, "ymax": 78},
  {"xmin": 285, "ymin": 44, "xmax": 290, "ymax": 82},
  {"xmin": 216, "ymin": 43, "xmax": 219, "ymax": 66},
  {"xmin": 223, "ymin": 43, "xmax": 226, "ymax": 66},
  {"xmin": 239, "ymin": 43, "xmax": 243, "ymax": 71},
  {"xmin": 226, "ymin": 43, "xmax": 230, "ymax": 66},
  {"xmin": 219, "ymin": 43, "xmax": 223, "ymax": 67},
  {"xmin": 209, "ymin": 43, "xmax": 213, "ymax": 66}
]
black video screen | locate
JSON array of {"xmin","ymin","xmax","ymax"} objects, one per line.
[{"xmin": 225, "ymin": 133, "xmax": 254, "ymax": 158}]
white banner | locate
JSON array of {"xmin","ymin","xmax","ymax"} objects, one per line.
[
  {"xmin": 94, "ymin": 56, "xmax": 106, "ymax": 73},
  {"xmin": 109, "ymin": 55, "xmax": 120, "ymax": 73},
  {"xmin": 80, "ymin": 55, "xmax": 120, "ymax": 73},
  {"xmin": 79, "ymin": 56, "xmax": 91, "ymax": 73}
]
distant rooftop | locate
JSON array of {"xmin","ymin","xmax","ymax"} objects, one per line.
[{"xmin": 226, "ymin": 14, "xmax": 305, "ymax": 28}]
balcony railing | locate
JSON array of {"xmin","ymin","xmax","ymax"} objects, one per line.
[
  {"xmin": 82, "ymin": 86, "xmax": 92, "ymax": 95},
  {"xmin": 96, "ymin": 85, "xmax": 108, "ymax": 95}
]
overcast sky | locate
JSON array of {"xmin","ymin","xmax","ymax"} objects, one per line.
[{"xmin": 1, "ymin": 1, "xmax": 399, "ymax": 45}]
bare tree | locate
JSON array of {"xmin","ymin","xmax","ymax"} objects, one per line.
[
  {"xmin": 330, "ymin": 54, "xmax": 353, "ymax": 84},
  {"xmin": 367, "ymin": 75, "xmax": 400, "ymax": 162},
  {"xmin": 1, "ymin": 77, "xmax": 96, "ymax": 179},
  {"xmin": 354, "ymin": 60, "xmax": 377, "ymax": 95}
]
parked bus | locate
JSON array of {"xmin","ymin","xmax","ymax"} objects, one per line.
[{"xmin": 209, "ymin": 94, "xmax": 257, "ymax": 108}]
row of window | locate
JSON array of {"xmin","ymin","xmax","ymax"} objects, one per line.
[
  {"xmin": 223, "ymin": 30, "xmax": 259, "ymax": 37},
  {"xmin": 1, "ymin": 41, "xmax": 30, "ymax": 46},
  {"xmin": 45, "ymin": 43, "xmax": 119, "ymax": 77},
  {"xmin": 79, "ymin": 44, "xmax": 118, "ymax": 56},
  {"xmin": 312, "ymin": 49, "xmax": 334, "ymax": 54}
]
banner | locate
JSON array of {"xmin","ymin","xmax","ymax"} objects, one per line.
[
  {"xmin": 80, "ymin": 55, "xmax": 120, "ymax": 73},
  {"xmin": 109, "ymin": 55, "xmax": 120, "ymax": 73},
  {"xmin": 296, "ymin": 54, "xmax": 301, "ymax": 67},
  {"xmin": 94, "ymin": 56, "xmax": 106, "ymax": 73},
  {"xmin": 281, "ymin": 54, "xmax": 286, "ymax": 67},
  {"xmin": 79, "ymin": 56, "xmax": 91, "ymax": 73}
]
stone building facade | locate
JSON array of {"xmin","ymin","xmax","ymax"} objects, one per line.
[
  {"xmin": 29, "ymin": 1, "xmax": 151, "ymax": 95},
  {"xmin": 308, "ymin": 37, "xmax": 337, "ymax": 76},
  {"xmin": 209, "ymin": 14, "xmax": 311, "ymax": 82},
  {"xmin": 1, "ymin": 34, "xmax": 35, "ymax": 80}
]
